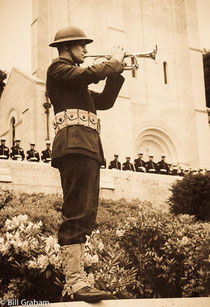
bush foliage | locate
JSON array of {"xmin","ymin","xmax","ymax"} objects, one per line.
[
  {"xmin": 0, "ymin": 187, "xmax": 209, "ymax": 301},
  {"xmin": 168, "ymin": 174, "xmax": 210, "ymax": 221}
]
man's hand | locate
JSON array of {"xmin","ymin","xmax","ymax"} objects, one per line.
[{"xmin": 111, "ymin": 46, "xmax": 125, "ymax": 63}]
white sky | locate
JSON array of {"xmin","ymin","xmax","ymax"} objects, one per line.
[
  {"xmin": 0, "ymin": 0, "xmax": 210, "ymax": 74},
  {"xmin": 0, "ymin": 0, "xmax": 32, "ymax": 74}
]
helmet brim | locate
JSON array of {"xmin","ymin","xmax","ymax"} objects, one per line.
[{"xmin": 49, "ymin": 37, "xmax": 93, "ymax": 47}]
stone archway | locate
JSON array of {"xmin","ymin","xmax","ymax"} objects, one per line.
[{"xmin": 134, "ymin": 126, "xmax": 179, "ymax": 165}]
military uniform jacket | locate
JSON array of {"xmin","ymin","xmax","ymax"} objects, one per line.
[
  {"xmin": 157, "ymin": 160, "xmax": 169, "ymax": 173},
  {"xmin": 0, "ymin": 145, "xmax": 9, "ymax": 159},
  {"xmin": 108, "ymin": 159, "xmax": 121, "ymax": 170},
  {"xmin": 122, "ymin": 161, "xmax": 134, "ymax": 171},
  {"xmin": 46, "ymin": 57, "xmax": 125, "ymax": 169},
  {"xmin": 134, "ymin": 158, "xmax": 146, "ymax": 171},
  {"xmin": 146, "ymin": 160, "xmax": 157, "ymax": 172},
  {"xmin": 26, "ymin": 150, "xmax": 40, "ymax": 162},
  {"xmin": 10, "ymin": 146, "xmax": 25, "ymax": 160},
  {"xmin": 41, "ymin": 149, "xmax": 52, "ymax": 162}
]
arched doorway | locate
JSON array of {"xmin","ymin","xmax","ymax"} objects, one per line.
[{"xmin": 134, "ymin": 127, "xmax": 179, "ymax": 165}]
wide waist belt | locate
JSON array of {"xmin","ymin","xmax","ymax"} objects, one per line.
[{"xmin": 53, "ymin": 109, "xmax": 101, "ymax": 134}]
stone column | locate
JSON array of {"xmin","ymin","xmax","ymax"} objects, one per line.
[
  {"xmin": 184, "ymin": 0, "xmax": 210, "ymax": 168},
  {"xmin": 31, "ymin": 0, "xmax": 50, "ymax": 81}
]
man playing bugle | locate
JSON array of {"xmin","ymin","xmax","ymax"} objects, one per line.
[{"xmin": 47, "ymin": 26, "xmax": 125, "ymax": 302}]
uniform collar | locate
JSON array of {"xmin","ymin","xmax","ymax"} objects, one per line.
[{"xmin": 59, "ymin": 57, "xmax": 76, "ymax": 66}]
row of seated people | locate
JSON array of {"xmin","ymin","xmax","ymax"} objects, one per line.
[
  {"xmin": 107, "ymin": 153, "xmax": 174, "ymax": 174},
  {"xmin": 105, "ymin": 153, "xmax": 209, "ymax": 176},
  {"xmin": 1, "ymin": 139, "xmax": 209, "ymax": 175},
  {"xmin": 0, "ymin": 139, "xmax": 52, "ymax": 163}
]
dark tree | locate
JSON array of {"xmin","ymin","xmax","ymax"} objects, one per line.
[
  {"xmin": 0, "ymin": 70, "xmax": 8, "ymax": 98},
  {"xmin": 203, "ymin": 52, "xmax": 210, "ymax": 108}
]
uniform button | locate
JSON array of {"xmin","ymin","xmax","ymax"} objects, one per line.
[
  {"xmin": 59, "ymin": 118, "xmax": 62, "ymax": 122},
  {"xmin": 70, "ymin": 114, "xmax": 74, "ymax": 118},
  {"xmin": 82, "ymin": 115, "xmax": 86, "ymax": 119}
]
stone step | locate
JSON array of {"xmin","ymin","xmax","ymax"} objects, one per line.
[{"xmin": 49, "ymin": 297, "xmax": 210, "ymax": 307}]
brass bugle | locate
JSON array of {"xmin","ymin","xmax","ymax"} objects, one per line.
[{"xmin": 84, "ymin": 45, "xmax": 158, "ymax": 70}]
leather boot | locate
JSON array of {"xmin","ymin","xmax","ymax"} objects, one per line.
[{"xmin": 74, "ymin": 286, "xmax": 112, "ymax": 303}]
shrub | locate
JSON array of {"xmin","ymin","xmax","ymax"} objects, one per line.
[
  {"xmin": 118, "ymin": 207, "xmax": 210, "ymax": 298},
  {"xmin": 0, "ymin": 192, "xmax": 63, "ymax": 235},
  {"xmin": 0, "ymin": 190, "xmax": 64, "ymax": 301},
  {"xmin": 0, "ymin": 186, "xmax": 15, "ymax": 210},
  {"xmin": 0, "ymin": 213, "xmax": 63, "ymax": 301},
  {"xmin": 0, "ymin": 188, "xmax": 209, "ymax": 301},
  {"xmin": 168, "ymin": 174, "xmax": 210, "ymax": 221}
]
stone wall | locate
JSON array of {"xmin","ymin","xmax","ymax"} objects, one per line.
[
  {"xmin": 0, "ymin": 67, "xmax": 53, "ymax": 154},
  {"xmin": 0, "ymin": 160, "xmax": 181, "ymax": 205}
]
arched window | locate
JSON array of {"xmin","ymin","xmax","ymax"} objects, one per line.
[{"xmin": 11, "ymin": 117, "xmax": 15, "ymax": 146}]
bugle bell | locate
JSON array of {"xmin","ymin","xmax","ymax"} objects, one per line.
[{"xmin": 84, "ymin": 45, "xmax": 158, "ymax": 70}]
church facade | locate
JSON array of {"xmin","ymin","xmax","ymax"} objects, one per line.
[{"xmin": 0, "ymin": 0, "xmax": 209, "ymax": 170}]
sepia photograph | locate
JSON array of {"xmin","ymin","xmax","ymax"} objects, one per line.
[{"xmin": 0, "ymin": 0, "xmax": 210, "ymax": 306}]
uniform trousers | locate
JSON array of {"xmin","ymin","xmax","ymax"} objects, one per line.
[{"xmin": 58, "ymin": 153, "xmax": 100, "ymax": 246}]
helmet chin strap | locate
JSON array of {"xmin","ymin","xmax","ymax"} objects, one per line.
[{"xmin": 66, "ymin": 45, "xmax": 80, "ymax": 65}]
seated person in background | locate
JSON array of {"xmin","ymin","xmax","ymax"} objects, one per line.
[
  {"xmin": 146, "ymin": 154, "xmax": 157, "ymax": 173},
  {"xmin": 27, "ymin": 143, "xmax": 40, "ymax": 162},
  {"xmin": 10, "ymin": 139, "xmax": 25, "ymax": 161},
  {"xmin": 183, "ymin": 168, "xmax": 190, "ymax": 176},
  {"xmin": 122, "ymin": 157, "xmax": 134, "ymax": 171},
  {"xmin": 157, "ymin": 155, "xmax": 170, "ymax": 174},
  {"xmin": 177, "ymin": 166, "xmax": 184, "ymax": 177},
  {"xmin": 108, "ymin": 154, "xmax": 121, "ymax": 170},
  {"xmin": 172, "ymin": 164, "xmax": 178, "ymax": 175},
  {"xmin": 0, "ymin": 138, "xmax": 9, "ymax": 159},
  {"xmin": 189, "ymin": 168, "xmax": 193, "ymax": 175},
  {"xmin": 134, "ymin": 152, "xmax": 146, "ymax": 172},
  {"xmin": 192, "ymin": 169, "xmax": 198, "ymax": 175},
  {"xmin": 41, "ymin": 141, "xmax": 52, "ymax": 163},
  {"xmin": 100, "ymin": 158, "xmax": 106, "ymax": 169}
]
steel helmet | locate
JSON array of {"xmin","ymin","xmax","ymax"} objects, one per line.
[{"xmin": 49, "ymin": 26, "xmax": 93, "ymax": 47}]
